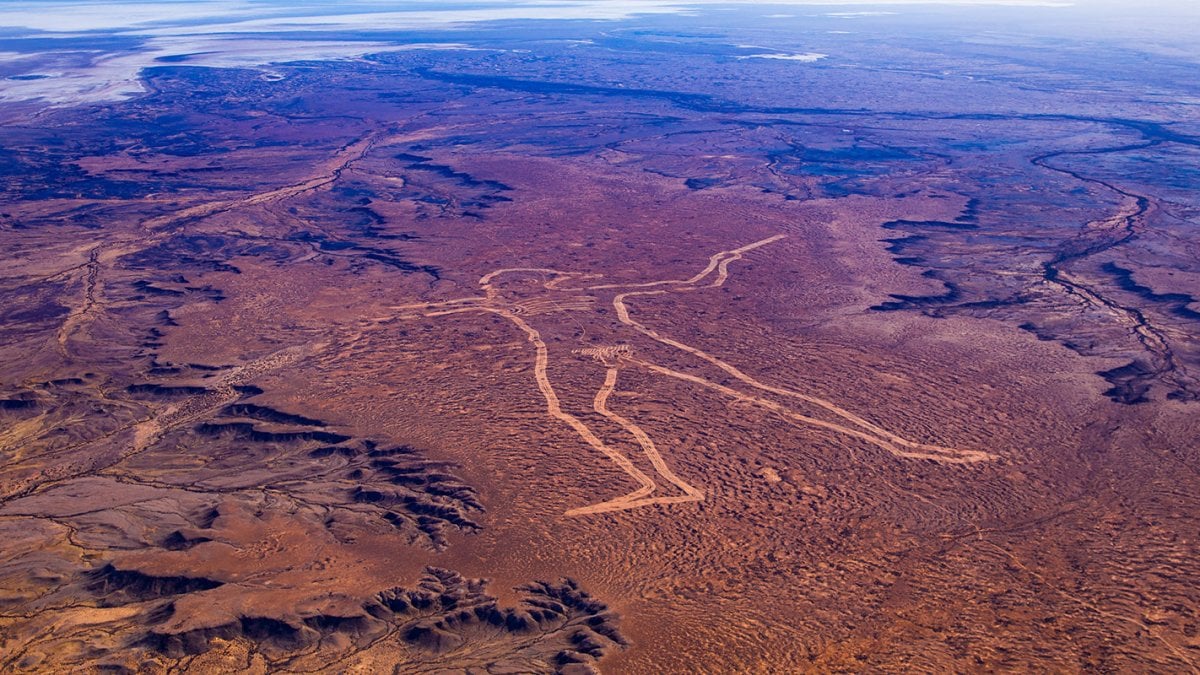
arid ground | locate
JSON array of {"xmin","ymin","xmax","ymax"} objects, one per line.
[{"xmin": 1, "ymin": 2, "xmax": 1199, "ymax": 672}]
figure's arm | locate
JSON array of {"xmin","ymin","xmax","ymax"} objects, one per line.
[
  {"xmin": 388, "ymin": 297, "xmax": 487, "ymax": 321},
  {"xmin": 587, "ymin": 234, "xmax": 787, "ymax": 292}
]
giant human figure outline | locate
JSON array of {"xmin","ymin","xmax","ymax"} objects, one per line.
[{"xmin": 397, "ymin": 235, "xmax": 994, "ymax": 516}]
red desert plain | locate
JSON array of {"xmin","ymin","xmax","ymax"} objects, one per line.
[{"xmin": 2, "ymin": 0, "xmax": 1200, "ymax": 672}]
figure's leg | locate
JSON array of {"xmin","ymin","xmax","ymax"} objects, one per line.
[
  {"xmin": 477, "ymin": 308, "xmax": 674, "ymax": 514},
  {"xmin": 603, "ymin": 235, "xmax": 990, "ymax": 463},
  {"xmin": 558, "ymin": 368, "xmax": 658, "ymax": 515},
  {"xmin": 412, "ymin": 302, "xmax": 696, "ymax": 511},
  {"xmin": 565, "ymin": 366, "xmax": 705, "ymax": 516},
  {"xmin": 612, "ymin": 298, "xmax": 992, "ymax": 463},
  {"xmin": 594, "ymin": 367, "xmax": 704, "ymax": 501},
  {"xmin": 630, "ymin": 357, "xmax": 994, "ymax": 464}
]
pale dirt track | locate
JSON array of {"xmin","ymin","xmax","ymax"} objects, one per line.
[
  {"xmin": 52, "ymin": 129, "xmax": 430, "ymax": 362},
  {"xmin": 405, "ymin": 235, "xmax": 995, "ymax": 516}
]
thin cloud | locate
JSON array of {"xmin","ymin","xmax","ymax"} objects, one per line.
[{"xmin": 0, "ymin": 0, "xmax": 1076, "ymax": 105}]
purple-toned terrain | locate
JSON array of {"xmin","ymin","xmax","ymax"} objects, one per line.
[{"xmin": 1, "ymin": 1, "xmax": 1199, "ymax": 671}]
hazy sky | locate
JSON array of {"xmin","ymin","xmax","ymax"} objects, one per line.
[
  {"xmin": 3, "ymin": 0, "xmax": 1197, "ymax": 36},
  {"xmin": 0, "ymin": 0, "xmax": 1085, "ymax": 34},
  {"xmin": 0, "ymin": 0, "xmax": 1195, "ymax": 106}
]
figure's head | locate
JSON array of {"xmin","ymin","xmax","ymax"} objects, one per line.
[{"xmin": 479, "ymin": 268, "xmax": 580, "ymax": 298}]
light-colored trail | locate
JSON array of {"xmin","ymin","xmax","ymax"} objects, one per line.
[
  {"xmin": 54, "ymin": 133, "xmax": 383, "ymax": 363},
  {"xmin": 139, "ymin": 134, "xmax": 378, "ymax": 233},
  {"xmin": 55, "ymin": 245, "xmax": 102, "ymax": 358},
  {"xmin": 566, "ymin": 367, "xmax": 705, "ymax": 516},
  {"xmin": 479, "ymin": 267, "xmax": 578, "ymax": 288},
  {"xmin": 611, "ymin": 235, "xmax": 993, "ymax": 464},
  {"xmin": 630, "ymin": 357, "xmax": 988, "ymax": 464},
  {"xmin": 586, "ymin": 234, "xmax": 787, "ymax": 291},
  {"xmin": 429, "ymin": 306, "xmax": 664, "ymax": 511}
]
